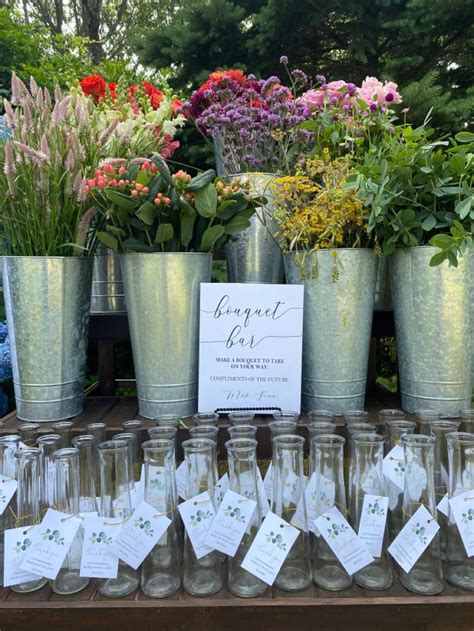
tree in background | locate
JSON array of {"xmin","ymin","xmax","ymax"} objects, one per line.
[{"xmin": 138, "ymin": 0, "xmax": 474, "ymax": 132}]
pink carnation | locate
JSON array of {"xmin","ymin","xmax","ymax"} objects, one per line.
[{"xmin": 358, "ymin": 76, "xmax": 402, "ymax": 106}]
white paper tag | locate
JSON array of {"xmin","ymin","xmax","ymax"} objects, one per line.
[
  {"xmin": 178, "ymin": 491, "xmax": 216, "ymax": 559},
  {"xmin": 357, "ymin": 494, "xmax": 389, "ymax": 558},
  {"xmin": 175, "ymin": 461, "xmax": 186, "ymax": 500},
  {"xmin": 241, "ymin": 511, "xmax": 300, "ymax": 586},
  {"xmin": 388, "ymin": 505, "xmax": 440, "ymax": 573},
  {"xmin": 215, "ymin": 473, "xmax": 229, "ymax": 507},
  {"xmin": 263, "ymin": 464, "xmax": 273, "ymax": 502},
  {"xmin": 21, "ymin": 509, "xmax": 81, "ymax": 580},
  {"xmin": 110, "ymin": 501, "xmax": 171, "ymax": 570},
  {"xmin": 302, "ymin": 473, "xmax": 336, "ymax": 535},
  {"xmin": 383, "ymin": 445, "xmax": 405, "ymax": 491},
  {"xmin": 205, "ymin": 489, "xmax": 257, "ymax": 556},
  {"xmin": 3, "ymin": 525, "xmax": 43, "ymax": 587},
  {"xmin": 449, "ymin": 491, "xmax": 474, "ymax": 557},
  {"xmin": 80, "ymin": 516, "xmax": 122, "ymax": 579},
  {"xmin": 437, "ymin": 493, "xmax": 449, "ymax": 517},
  {"xmin": 314, "ymin": 506, "xmax": 373, "ymax": 575},
  {"xmin": 0, "ymin": 476, "xmax": 17, "ymax": 517}
]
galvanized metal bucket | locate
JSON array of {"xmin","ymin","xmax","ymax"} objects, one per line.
[
  {"xmin": 90, "ymin": 246, "xmax": 126, "ymax": 313},
  {"xmin": 225, "ymin": 173, "xmax": 284, "ymax": 283},
  {"xmin": 121, "ymin": 252, "xmax": 212, "ymax": 418},
  {"xmin": 3, "ymin": 256, "xmax": 93, "ymax": 421},
  {"xmin": 470, "ymin": 248, "xmax": 474, "ymax": 387},
  {"xmin": 390, "ymin": 246, "xmax": 471, "ymax": 415},
  {"xmin": 285, "ymin": 249, "xmax": 377, "ymax": 414}
]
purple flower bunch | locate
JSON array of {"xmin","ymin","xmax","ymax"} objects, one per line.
[{"xmin": 187, "ymin": 69, "xmax": 313, "ymax": 173}]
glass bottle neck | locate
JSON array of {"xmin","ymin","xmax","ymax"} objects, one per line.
[
  {"xmin": 99, "ymin": 443, "xmax": 132, "ymax": 518},
  {"xmin": 143, "ymin": 442, "xmax": 175, "ymax": 514},
  {"xmin": 15, "ymin": 449, "xmax": 41, "ymax": 524},
  {"xmin": 0, "ymin": 436, "xmax": 20, "ymax": 478},
  {"xmin": 54, "ymin": 449, "xmax": 80, "ymax": 514},
  {"xmin": 227, "ymin": 443, "xmax": 259, "ymax": 502},
  {"xmin": 183, "ymin": 444, "xmax": 216, "ymax": 500}
]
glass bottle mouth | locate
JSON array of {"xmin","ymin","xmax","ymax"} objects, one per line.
[
  {"xmin": 113, "ymin": 432, "xmax": 136, "ymax": 444},
  {"xmin": 86, "ymin": 422, "xmax": 107, "ymax": 430},
  {"xmin": 72, "ymin": 435, "xmax": 96, "ymax": 446},
  {"xmin": 378, "ymin": 409, "xmax": 405, "ymax": 419},
  {"xmin": 148, "ymin": 427, "xmax": 178, "ymax": 439},
  {"xmin": 401, "ymin": 434, "xmax": 436, "ymax": 446},
  {"xmin": 415, "ymin": 409, "xmax": 441, "ymax": 421},
  {"xmin": 14, "ymin": 447, "xmax": 41, "ymax": 460},
  {"xmin": 0, "ymin": 434, "xmax": 21, "ymax": 444},
  {"xmin": 347, "ymin": 422, "xmax": 377, "ymax": 434},
  {"xmin": 225, "ymin": 438, "xmax": 258, "ymax": 452},
  {"xmin": 312, "ymin": 434, "xmax": 345, "ymax": 447},
  {"xmin": 272, "ymin": 434, "xmax": 305, "ymax": 448},
  {"xmin": 122, "ymin": 420, "xmax": 143, "ymax": 429},
  {"xmin": 98, "ymin": 439, "xmax": 128, "ymax": 451},
  {"xmin": 386, "ymin": 420, "xmax": 416, "ymax": 430},
  {"xmin": 446, "ymin": 431, "xmax": 474, "ymax": 445},
  {"xmin": 142, "ymin": 438, "xmax": 174, "ymax": 452},
  {"xmin": 460, "ymin": 409, "xmax": 474, "ymax": 419},
  {"xmin": 36, "ymin": 434, "xmax": 61, "ymax": 445},
  {"xmin": 18, "ymin": 423, "xmax": 40, "ymax": 431},
  {"xmin": 52, "ymin": 421, "xmax": 74, "ymax": 430},
  {"xmin": 52, "ymin": 447, "xmax": 79, "ymax": 460},
  {"xmin": 308, "ymin": 422, "xmax": 336, "ymax": 432},
  {"xmin": 307, "ymin": 409, "xmax": 335, "ymax": 420},
  {"xmin": 189, "ymin": 426, "xmax": 219, "ymax": 436},
  {"xmin": 154, "ymin": 414, "xmax": 181, "ymax": 427},
  {"xmin": 428, "ymin": 420, "xmax": 461, "ymax": 431},
  {"xmin": 182, "ymin": 438, "xmax": 215, "ymax": 453},
  {"xmin": 352, "ymin": 433, "xmax": 384, "ymax": 445}
]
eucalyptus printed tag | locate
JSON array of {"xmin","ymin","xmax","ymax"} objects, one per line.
[
  {"xmin": 0, "ymin": 476, "xmax": 17, "ymax": 517},
  {"xmin": 3, "ymin": 525, "xmax": 43, "ymax": 587},
  {"xmin": 357, "ymin": 494, "xmax": 389, "ymax": 558},
  {"xmin": 215, "ymin": 473, "xmax": 229, "ymax": 507},
  {"xmin": 178, "ymin": 491, "xmax": 216, "ymax": 559},
  {"xmin": 175, "ymin": 461, "xmax": 186, "ymax": 500},
  {"xmin": 388, "ymin": 505, "xmax": 440, "ymax": 573},
  {"xmin": 314, "ymin": 506, "xmax": 373, "ymax": 575},
  {"xmin": 205, "ymin": 489, "xmax": 257, "ymax": 556},
  {"xmin": 241, "ymin": 511, "xmax": 300, "ymax": 586},
  {"xmin": 111, "ymin": 501, "xmax": 171, "ymax": 570},
  {"xmin": 383, "ymin": 445, "xmax": 406, "ymax": 491},
  {"xmin": 449, "ymin": 491, "xmax": 474, "ymax": 557},
  {"xmin": 21, "ymin": 509, "xmax": 81, "ymax": 580},
  {"xmin": 80, "ymin": 516, "xmax": 121, "ymax": 579}
]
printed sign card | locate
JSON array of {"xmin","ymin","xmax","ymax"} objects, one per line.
[
  {"xmin": 198, "ymin": 283, "xmax": 304, "ymax": 412},
  {"xmin": 80, "ymin": 516, "xmax": 122, "ymax": 579},
  {"xmin": 449, "ymin": 491, "xmax": 474, "ymax": 557},
  {"xmin": 388, "ymin": 505, "xmax": 440, "ymax": 573},
  {"xmin": 205, "ymin": 489, "xmax": 257, "ymax": 556},
  {"xmin": 178, "ymin": 491, "xmax": 216, "ymax": 559},
  {"xmin": 3, "ymin": 525, "xmax": 43, "ymax": 587}
]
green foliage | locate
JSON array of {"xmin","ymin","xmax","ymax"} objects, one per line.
[
  {"xmin": 349, "ymin": 123, "xmax": 474, "ymax": 265},
  {"xmin": 0, "ymin": 9, "xmax": 41, "ymax": 97}
]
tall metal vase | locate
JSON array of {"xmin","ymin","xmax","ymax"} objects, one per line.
[
  {"xmin": 120, "ymin": 252, "xmax": 212, "ymax": 418},
  {"xmin": 3, "ymin": 256, "xmax": 93, "ymax": 421},
  {"xmin": 225, "ymin": 173, "xmax": 284, "ymax": 283},
  {"xmin": 90, "ymin": 245, "xmax": 126, "ymax": 313},
  {"xmin": 390, "ymin": 246, "xmax": 471, "ymax": 415},
  {"xmin": 285, "ymin": 249, "xmax": 377, "ymax": 414}
]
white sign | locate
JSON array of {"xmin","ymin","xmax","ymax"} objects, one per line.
[{"xmin": 198, "ymin": 283, "xmax": 304, "ymax": 413}]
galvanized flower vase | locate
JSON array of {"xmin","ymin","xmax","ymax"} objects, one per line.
[
  {"xmin": 285, "ymin": 249, "xmax": 377, "ymax": 414},
  {"xmin": 120, "ymin": 252, "xmax": 212, "ymax": 418},
  {"xmin": 3, "ymin": 256, "xmax": 93, "ymax": 421},
  {"xmin": 225, "ymin": 173, "xmax": 284, "ymax": 283},
  {"xmin": 90, "ymin": 246, "xmax": 126, "ymax": 313},
  {"xmin": 390, "ymin": 246, "xmax": 471, "ymax": 415}
]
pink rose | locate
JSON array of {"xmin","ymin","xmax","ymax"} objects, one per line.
[
  {"xmin": 326, "ymin": 80, "xmax": 347, "ymax": 102},
  {"xmin": 299, "ymin": 90, "xmax": 325, "ymax": 109},
  {"xmin": 358, "ymin": 76, "xmax": 402, "ymax": 106}
]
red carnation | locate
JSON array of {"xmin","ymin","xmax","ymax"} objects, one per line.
[
  {"xmin": 80, "ymin": 75, "xmax": 106, "ymax": 102},
  {"xmin": 143, "ymin": 82, "xmax": 164, "ymax": 110},
  {"xmin": 106, "ymin": 82, "xmax": 118, "ymax": 100},
  {"xmin": 208, "ymin": 69, "xmax": 247, "ymax": 85},
  {"xmin": 171, "ymin": 98, "xmax": 182, "ymax": 114}
]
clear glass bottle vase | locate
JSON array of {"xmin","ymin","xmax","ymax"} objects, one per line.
[
  {"xmin": 0, "ymin": 435, "xmax": 20, "ymax": 588},
  {"xmin": 429, "ymin": 420, "xmax": 460, "ymax": 558},
  {"xmin": 50, "ymin": 448, "xmax": 89, "ymax": 594},
  {"xmin": 51, "ymin": 421, "xmax": 74, "ymax": 449},
  {"xmin": 140, "ymin": 438, "xmax": 181, "ymax": 598},
  {"xmin": 350, "ymin": 433, "xmax": 393, "ymax": 589},
  {"xmin": 399, "ymin": 434, "xmax": 444, "ymax": 595},
  {"xmin": 98, "ymin": 439, "xmax": 140, "ymax": 598},
  {"xmin": 37, "ymin": 433, "xmax": 62, "ymax": 516},
  {"xmin": 272, "ymin": 435, "xmax": 311, "ymax": 591},
  {"xmin": 445, "ymin": 431, "xmax": 474, "ymax": 590},
  {"xmin": 311, "ymin": 434, "xmax": 352, "ymax": 591},
  {"xmin": 182, "ymin": 438, "xmax": 223, "ymax": 596},
  {"xmin": 385, "ymin": 420, "xmax": 416, "ymax": 541},
  {"xmin": 11, "ymin": 448, "xmax": 48, "ymax": 593},
  {"xmin": 84, "ymin": 422, "xmax": 107, "ymax": 497},
  {"xmin": 226, "ymin": 437, "xmax": 266, "ymax": 597},
  {"xmin": 71, "ymin": 435, "xmax": 98, "ymax": 514}
]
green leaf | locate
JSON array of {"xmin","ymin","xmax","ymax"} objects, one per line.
[
  {"xmin": 429, "ymin": 251, "xmax": 447, "ymax": 267},
  {"xmin": 179, "ymin": 199, "xmax": 196, "ymax": 247},
  {"xmin": 122, "ymin": 237, "xmax": 154, "ymax": 253},
  {"xmin": 200, "ymin": 224, "xmax": 225, "ymax": 252},
  {"xmin": 430, "ymin": 234, "xmax": 453, "ymax": 249},
  {"xmin": 421, "ymin": 215, "xmax": 437, "ymax": 231},
  {"xmin": 97, "ymin": 231, "xmax": 118, "ymax": 252},
  {"xmin": 455, "ymin": 131, "xmax": 474, "ymax": 144},
  {"xmin": 455, "ymin": 197, "xmax": 472, "ymax": 220},
  {"xmin": 155, "ymin": 223, "xmax": 174, "ymax": 244},
  {"xmin": 447, "ymin": 250, "xmax": 459, "ymax": 267},
  {"xmin": 195, "ymin": 183, "xmax": 218, "ymax": 218},
  {"xmin": 105, "ymin": 225, "xmax": 126, "ymax": 237},
  {"xmin": 185, "ymin": 169, "xmax": 216, "ymax": 192},
  {"xmin": 224, "ymin": 215, "xmax": 252, "ymax": 234},
  {"xmin": 135, "ymin": 202, "xmax": 156, "ymax": 226},
  {"xmin": 105, "ymin": 190, "xmax": 138, "ymax": 211},
  {"xmin": 151, "ymin": 155, "xmax": 173, "ymax": 185}
]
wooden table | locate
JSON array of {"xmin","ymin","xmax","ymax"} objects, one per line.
[{"xmin": 1, "ymin": 392, "xmax": 473, "ymax": 630}]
